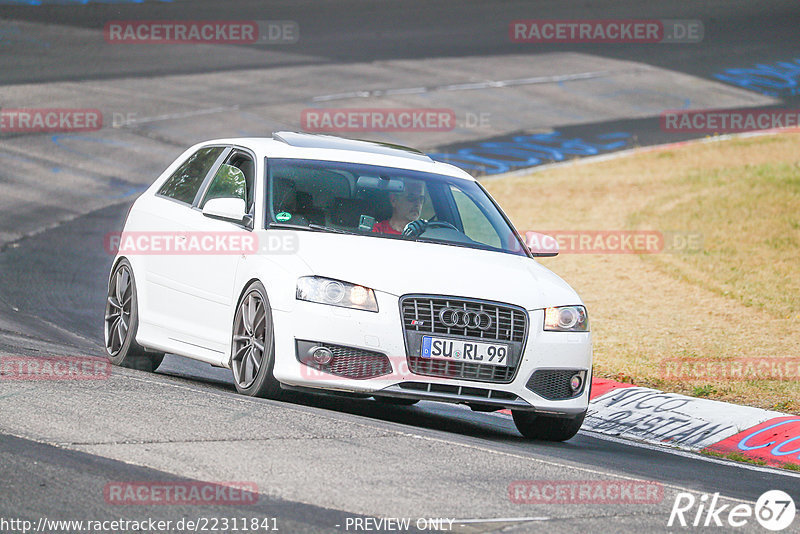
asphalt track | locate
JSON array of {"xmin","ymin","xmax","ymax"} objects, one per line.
[{"xmin": 1, "ymin": 1, "xmax": 800, "ymax": 532}]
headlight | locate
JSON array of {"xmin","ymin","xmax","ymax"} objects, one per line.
[
  {"xmin": 296, "ymin": 276, "xmax": 378, "ymax": 312},
  {"xmin": 544, "ymin": 305, "xmax": 589, "ymax": 332}
]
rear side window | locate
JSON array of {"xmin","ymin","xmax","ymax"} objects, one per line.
[{"xmin": 157, "ymin": 146, "xmax": 224, "ymax": 204}]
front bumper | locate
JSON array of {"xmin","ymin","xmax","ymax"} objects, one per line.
[{"xmin": 270, "ymin": 293, "xmax": 592, "ymax": 415}]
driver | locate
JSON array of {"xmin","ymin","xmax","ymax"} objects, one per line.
[{"xmin": 371, "ymin": 179, "xmax": 425, "ymax": 235}]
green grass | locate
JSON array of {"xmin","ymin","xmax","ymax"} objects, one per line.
[
  {"xmin": 488, "ymin": 132, "xmax": 800, "ymax": 413},
  {"xmin": 701, "ymin": 449, "xmax": 767, "ymax": 466},
  {"xmin": 701, "ymin": 449, "xmax": 800, "ymax": 472},
  {"xmin": 630, "ymin": 160, "xmax": 800, "ymax": 318},
  {"xmin": 691, "ymin": 385, "xmax": 717, "ymax": 398}
]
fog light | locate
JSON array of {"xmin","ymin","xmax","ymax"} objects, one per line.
[
  {"xmin": 310, "ymin": 346, "xmax": 333, "ymax": 365},
  {"xmin": 570, "ymin": 373, "xmax": 583, "ymax": 392}
]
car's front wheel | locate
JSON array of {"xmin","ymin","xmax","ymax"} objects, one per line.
[
  {"xmin": 104, "ymin": 259, "xmax": 164, "ymax": 372},
  {"xmin": 511, "ymin": 410, "xmax": 586, "ymax": 441},
  {"xmin": 231, "ymin": 281, "xmax": 282, "ymax": 398}
]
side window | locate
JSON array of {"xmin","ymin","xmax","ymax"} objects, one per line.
[
  {"xmin": 157, "ymin": 147, "xmax": 224, "ymax": 204},
  {"xmin": 200, "ymin": 164, "xmax": 248, "ymax": 208},
  {"xmin": 201, "ymin": 153, "xmax": 255, "ymax": 212},
  {"xmin": 449, "ymin": 184, "xmax": 502, "ymax": 248}
]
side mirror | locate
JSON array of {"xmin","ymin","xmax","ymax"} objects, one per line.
[
  {"xmin": 525, "ymin": 231, "xmax": 559, "ymax": 257},
  {"xmin": 202, "ymin": 198, "xmax": 247, "ymax": 223}
]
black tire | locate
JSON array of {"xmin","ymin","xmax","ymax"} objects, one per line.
[
  {"xmin": 104, "ymin": 259, "xmax": 164, "ymax": 372},
  {"xmin": 512, "ymin": 410, "xmax": 586, "ymax": 441},
  {"xmin": 373, "ymin": 396, "xmax": 419, "ymax": 406},
  {"xmin": 230, "ymin": 281, "xmax": 281, "ymax": 398}
]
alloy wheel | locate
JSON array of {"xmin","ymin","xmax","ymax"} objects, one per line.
[
  {"xmin": 104, "ymin": 265, "xmax": 132, "ymax": 356},
  {"xmin": 232, "ymin": 291, "xmax": 268, "ymax": 388}
]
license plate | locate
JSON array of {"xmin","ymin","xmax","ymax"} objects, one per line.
[{"xmin": 421, "ymin": 336, "xmax": 508, "ymax": 366}]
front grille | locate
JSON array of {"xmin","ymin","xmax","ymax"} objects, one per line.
[
  {"xmin": 526, "ymin": 369, "xmax": 586, "ymax": 400},
  {"xmin": 401, "ymin": 296, "xmax": 527, "ymax": 342},
  {"xmin": 400, "ymin": 295, "xmax": 528, "ymax": 384},
  {"xmin": 296, "ymin": 340, "xmax": 392, "ymax": 380}
]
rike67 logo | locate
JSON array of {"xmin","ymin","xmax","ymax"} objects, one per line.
[{"xmin": 668, "ymin": 490, "xmax": 795, "ymax": 531}]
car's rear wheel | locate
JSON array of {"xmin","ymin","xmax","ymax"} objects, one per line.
[
  {"xmin": 231, "ymin": 282, "xmax": 281, "ymax": 398},
  {"xmin": 104, "ymin": 259, "xmax": 164, "ymax": 372},
  {"xmin": 511, "ymin": 410, "xmax": 586, "ymax": 441}
]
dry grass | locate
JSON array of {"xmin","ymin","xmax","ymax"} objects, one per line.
[{"xmin": 486, "ymin": 133, "xmax": 800, "ymax": 413}]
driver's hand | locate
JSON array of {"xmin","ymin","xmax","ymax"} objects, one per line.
[{"xmin": 402, "ymin": 219, "xmax": 427, "ymax": 237}]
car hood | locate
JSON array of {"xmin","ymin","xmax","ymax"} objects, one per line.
[{"xmin": 285, "ymin": 231, "xmax": 582, "ymax": 310}]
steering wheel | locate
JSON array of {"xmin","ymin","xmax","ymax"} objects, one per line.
[
  {"xmin": 402, "ymin": 219, "xmax": 458, "ymax": 237},
  {"xmin": 424, "ymin": 221, "xmax": 459, "ymax": 232}
]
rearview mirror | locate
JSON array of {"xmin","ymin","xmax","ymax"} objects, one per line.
[
  {"xmin": 202, "ymin": 198, "xmax": 247, "ymax": 223},
  {"xmin": 356, "ymin": 174, "xmax": 405, "ymax": 192},
  {"xmin": 525, "ymin": 231, "xmax": 559, "ymax": 257}
]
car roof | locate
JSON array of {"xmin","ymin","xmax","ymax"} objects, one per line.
[
  {"xmin": 274, "ymin": 131, "xmax": 432, "ymax": 161},
  {"xmin": 192, "ymin": 132, "xmax": 475, "ymax": 182}
]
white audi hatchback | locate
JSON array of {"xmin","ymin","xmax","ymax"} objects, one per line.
[{"xmin": 104, "ymin": 132, "xmax": 592, "ymax": 440}]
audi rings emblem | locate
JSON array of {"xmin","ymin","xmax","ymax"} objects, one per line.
[{"xmin": 439, "ymin": 308, "xmax": 493, "ymax": 330}]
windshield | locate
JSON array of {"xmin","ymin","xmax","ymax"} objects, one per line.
[{"xmin": 266, "ymin": 158, "xmax": 527, "ymax": 256}]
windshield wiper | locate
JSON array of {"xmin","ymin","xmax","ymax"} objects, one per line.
[
  {"xmin": 268, "ymin": 222, "xmax": 354, "ymax": 235},
  {"xmin": 268, "ymin": 222, "xmax": 309, "ymax": 231},
  {"xmin": 308, "ymin": 223, "xmax": 355, "ymax": 234}
]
